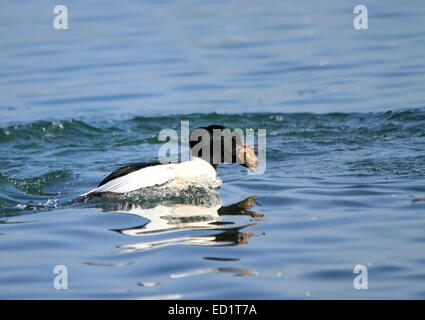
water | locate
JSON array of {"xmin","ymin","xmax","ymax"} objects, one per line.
[{"xmin": 1, "ymin": 0, "xmax": 425, "ymax": 299}]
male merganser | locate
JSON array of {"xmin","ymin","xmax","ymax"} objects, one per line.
[{"xmin": 81, "ymin": 125, "xmax": 258, "ymax": 197}]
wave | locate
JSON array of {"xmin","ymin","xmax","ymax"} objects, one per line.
[
  {"xmin": 83, "ymin": 184, "xmax": 223, "ymax": 209},
  {"xmin": 1, "ymin": 108, "xmax": 425, "ymax": 144},
  {"xmin": 0, "ymin": 170, "xmax": 72, "ymax": 216},
  {"xmin": 1, "ymin": 108, "xmax": 424, "ymax": 216}
]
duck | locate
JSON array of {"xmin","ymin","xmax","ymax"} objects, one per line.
[{"xmin": 80, "ymin": 125, "xmax": 258, "ymax": 197}]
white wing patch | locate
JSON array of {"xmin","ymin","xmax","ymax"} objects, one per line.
[{"xmin": 81, "ymin": 165, "xmax": 176, "ymax": 196}]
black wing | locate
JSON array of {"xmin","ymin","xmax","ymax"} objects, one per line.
[{"xmin": 97, "ymin": 161, "xmax": 162, "ymax": 187}]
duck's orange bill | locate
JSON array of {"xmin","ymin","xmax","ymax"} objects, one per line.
[{"xmin": 237, "ymin": 146, "xmax": 258, "ymax": 168}]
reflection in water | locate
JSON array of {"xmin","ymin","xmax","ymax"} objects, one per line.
[
  {"xmin": 137, "ymin": 281, "xmax": 160, "ymax": 287},
  {"xmin": 96, "ymin": 196, "xmax": 264, "ymax": 252},
  {"xmin": 81, "ymin": 261, "xmax": 134, "ymax": 267},
  {"xmin": 170, "ymin": 267, "xmax": 259, "ymax": 278}
]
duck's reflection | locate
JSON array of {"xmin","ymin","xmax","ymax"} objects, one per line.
[{"xmin": 98, "ymin": 196, "xmax": 263, "ymax": 252}]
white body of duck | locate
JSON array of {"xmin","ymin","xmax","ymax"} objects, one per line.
[{"xmin": 81, "ymin": 157, "xmax": 218, "ymax": 196}]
